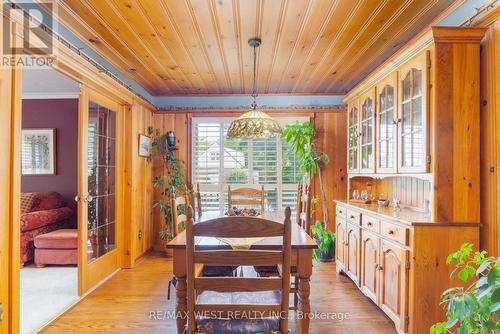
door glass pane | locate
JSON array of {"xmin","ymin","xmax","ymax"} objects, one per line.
[
  {"xmin": 403, "ymin": 73, "xmax": 411, "ymax": 101},
  {"xmin": 402, "ymin": 102, "xmax": 411, "ymax": 134},
  {"xmin": 362, "ymin": 98, "xmax": 373, "ymax": 169},
  {"xmin": 87, "ymin": 101, "xmax": 117, "ymax": 262},
  {"xmin": 402, "ymin": 134, "xmax": 411, "ymax": 167},
  {"xmin": 412, "ymin": 69, "xmax": 422, "ymax": 96},
  {"xmin": 412, "ymin": 131, "xmax": 424, "ymax": 167}
]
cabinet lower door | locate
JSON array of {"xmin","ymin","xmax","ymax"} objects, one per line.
[
  {"xmin": 345, "ymin": 222, "xmax": 361, "ymax": 285},
  {"xmin": 360, "ymin": 230, "xmax": 379, "ymax": 303},
  {"xmin": 335, "ymin": 218, "xmax": 347, "ymax": 272},
  {"xmin": 379, "ymin": 239, "xmax": 408, "ymax": 332}
]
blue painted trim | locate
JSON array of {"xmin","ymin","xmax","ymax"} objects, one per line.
[
  {"xmin": 153, "ymin": 95, "xmax": 345, "ymax": 108},
  {"xmin": 437, "ymin": 0, "xmax": 492, "ymax": 26}
]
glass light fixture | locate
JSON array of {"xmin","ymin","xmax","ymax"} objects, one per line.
[{"xmin": 227, "ymin": 38, "xmax": 282, "ymax": 138}]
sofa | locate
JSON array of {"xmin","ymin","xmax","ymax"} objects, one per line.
[{"xmin": 20, "ymin": 192, "xmax": 73, "ymax": 265}]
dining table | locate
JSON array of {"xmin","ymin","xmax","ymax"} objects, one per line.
[{"xmin": 166, "ymin": 210, "xmax": 317, "ymax": 334}]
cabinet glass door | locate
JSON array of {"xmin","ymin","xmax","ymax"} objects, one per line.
[
  {"xmin": 360, "ymin": 95, "xmax": 375, "ymax": 173},
  {"xmin": 348, "ymin": 103, "xmax": 359, "ymax": 173},
  {"xmin": 377, "ymin": 84, "xmax": 396, "ymax": 173},
  {"xmin": 399, "ymin": 53, "xmax": 427, "ymax": 173}
]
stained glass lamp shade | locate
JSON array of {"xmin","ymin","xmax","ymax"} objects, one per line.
[{"xmin": 227, "ymin": 38, "xmax": 282, "ymax": 139}]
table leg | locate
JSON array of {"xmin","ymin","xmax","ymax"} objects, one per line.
[
  {"xmin": 298, "ymin": 277, "xmax": 311, "ymax": 334},
  {"xmin": 176, "ymin": 276, "xmax": 187, "ymax": 334}
]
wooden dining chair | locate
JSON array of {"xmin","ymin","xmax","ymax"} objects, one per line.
[
  {"xmin": 189, "ymin": 183, "xmax": 202, "ymax": 220},
  {"xmin": 258, "ymin": 180, "xmax": 311, "ymax": 310},
  {"xmin": 228, "ymin": 185, "xmax": 265, "ymax": 212},
  {"xmin": 185, "ymin": 207, "xmax": 292, "ymax": 334},
  {"xmin": 171, "ymin": 187, "xmax": 188, "ymax": 238},
  {"xmin": 297, "ymin": 179, "xmax": 312, "ymax": 235}
]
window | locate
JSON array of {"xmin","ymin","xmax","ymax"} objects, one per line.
[{"xmin": 192, "ymin": 117, "xmax": 307, "ymax": 214}]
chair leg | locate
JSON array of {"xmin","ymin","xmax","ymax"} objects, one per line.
[{"xmin": 293, "ymin": 276, "xmax": 298, "ymax": 310}]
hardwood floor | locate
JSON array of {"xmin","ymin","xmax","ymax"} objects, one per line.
[{"xmin": 40, "ymin": 252, "xmax": 397, "ymax": 334}]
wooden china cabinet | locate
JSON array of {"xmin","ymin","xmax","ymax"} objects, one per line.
[{"xmin": 336, "ymin": 27, "xmax": 485, "ymax": 334}]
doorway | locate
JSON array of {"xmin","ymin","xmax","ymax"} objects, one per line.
[{"xmin": 19, "ymin": 66, "xmax": 80, "ymax": 334}]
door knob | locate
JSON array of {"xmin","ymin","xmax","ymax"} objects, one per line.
[
  {"xmin": 74, "ymin": 195, "xmax": 80, "ymax": 203},
  {"xmin": 84, "ymin": 193, "xmax": 94, "ymax": 203}
]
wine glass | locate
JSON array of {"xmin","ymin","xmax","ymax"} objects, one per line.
[
  {"xmin": 361, "ymin": 190, "xmax": 368, "ymax": 201},
  {"xmin": 352, "ymin": 189, "xmax": 360, "ymax": 200}
]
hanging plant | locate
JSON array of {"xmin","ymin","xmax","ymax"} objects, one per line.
[{"xmin": 148, "ymin": 127, "xmax": 188, "ymax": 240}]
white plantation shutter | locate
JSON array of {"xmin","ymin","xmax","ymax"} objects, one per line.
[
  {"xmin": 192, "ymin": 117, "xmax": 308, "ymax": 213},
  {"xmin": 192, "ymin": 122, "xmax": 221, "ymax": 184}
]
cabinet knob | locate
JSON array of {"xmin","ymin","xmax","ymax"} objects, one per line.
[
  {"xmin": 367, "ymin": 222, "xmax": 373, "ymax": 226},
  {"xmin": 388, "ymin": 230, "xmax": 395, "ymax": 235},
  {"xmin": 350, "ymin": 215, "xmax": 355, "ymax": 219},
  {"xmin": 379, "ymin": 265, "xmax": 383, "ymax": 271}
]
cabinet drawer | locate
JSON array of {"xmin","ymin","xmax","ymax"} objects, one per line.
[
  {"xmin": 380, "ymin": 220, "xmax": 409, "ymax": 246},
  {"xmin": 361, "ymin": 214, "xmax": 380, "ymax": 234},
  {"xmin": 347, "ymin": 209, "xmax": 361, "ymax": 225},
  {"xmin": 336, "ymin": 204, "xmax": 347, "ymax": 219}
]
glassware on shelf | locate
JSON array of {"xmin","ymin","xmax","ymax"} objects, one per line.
[
  {"xmin": 352, "ymin": 189, "xmax": 360, "ymax": 200},
  {"xmin": 361, "ymin": 190, "xmax": 368, "ymax": 201}
]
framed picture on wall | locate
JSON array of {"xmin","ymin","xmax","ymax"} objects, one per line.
[
  {"xmin": 138, "ymin": 134, "xmax": 152, "ymax": 157},
  {"xmin": 21, "ymin": 128, "xmax": 56, "ymax": 175}
]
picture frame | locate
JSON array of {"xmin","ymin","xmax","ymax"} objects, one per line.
[
  {"xmin": 21, "ymin": 128, "xmax": 57, "ymax": 175},
  {"xmin": 138, "ymin": 134, "xmax": 152, "ymax": 157}
]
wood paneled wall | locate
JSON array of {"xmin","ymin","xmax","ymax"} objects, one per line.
[
  {"xmin": 313, "ymin": 111, "xmax": 348, "ymax": 229},
  {"xmin": 480, "ymin": 11, "xmax": 500, "ymax": 256},
  {"xmin": 150, "ymin": 110, "xmax": 346, "ymax": 249},
  {"xmin": 123, "ymin": 103, "xmax": 155, "ymax": 267}
]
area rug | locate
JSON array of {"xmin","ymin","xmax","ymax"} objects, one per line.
[{"xmin": 20, "ymin": 264, "xmax": 79, "ymax": 334}]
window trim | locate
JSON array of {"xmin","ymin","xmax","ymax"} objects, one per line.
[{"xmin": 191, "ymin": 116, "xmax": 309, "ymax": 212}]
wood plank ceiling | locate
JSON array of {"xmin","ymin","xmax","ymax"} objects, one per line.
[{"xmin": 59, "ymin": 0, "xmax": 456, "ymax": 96}]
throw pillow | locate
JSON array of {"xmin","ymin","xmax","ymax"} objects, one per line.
[{"xmin": 20, "ymin": 192, "xmax": 35, "ymax": 213}]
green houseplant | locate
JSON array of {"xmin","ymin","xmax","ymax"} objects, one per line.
[
  {"xmin": 281, "ymin": 121, "xmax": 334, "ymax": 261},
  {"xmin": 430, "ymin": 243, "xmax": 500, "ymax": 334},
  {"xmin": 310, "ymin": 220, "xmax": 336, "ymax": 262},
  {"xmin": 148, "ymin": 127, "xmax": 188, "ymax": 242}
]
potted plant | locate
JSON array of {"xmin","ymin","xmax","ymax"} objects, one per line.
[
  {"xmin": 148, "ymin": 127, "xmax": 188, "ymax": 255},
  {"xmin": 311, "ymin": 220, "xmax": 335, "ymax": 262},
  {"xmin": 431, "ymin": 243, "xmax": 500, "ymax": 334},
  {"xmin": 281, "ymin": 121, "xmax": 334, "ymax": 260},
  {"xmin": 166, "ymin": 131, "xmax": 176, "ymax": 148}
]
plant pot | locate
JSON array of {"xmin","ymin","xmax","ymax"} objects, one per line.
[
  {"xmin": 166, "ymin": 132, "xmax": 176, "ymax": 148},
  {"xmin": 314, "ymin": 237, "xmax": 335, "ymax": 262}
]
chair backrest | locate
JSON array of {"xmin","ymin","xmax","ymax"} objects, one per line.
[
  {"xmin": 171, "ymin": 187, "xmax": 188, "ymax": 237},
  {"xmin": 190, "ymin": 183, "xmax": 202, "ymax": 219},
  {"xmin": 186, "ymin": 206, "xmax": 292, "ymax": 333},
  {"xmin": 228, "ymin": 185, "xmax": 265, "ymax": 213},
  {"xmin": 297, "ymin": 177, "xmax": 311, "ymax": 234}
]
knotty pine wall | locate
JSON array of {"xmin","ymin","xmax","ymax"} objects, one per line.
[
  {"xmin": 479, "ymin": 10, "xmax": 500, "ymax": 256},
  {"xmin": 123, "ymin": 103, "xmax": 154, "ymax": 266},
  {"xmin": 150, "ymin": 110, "xmax": 347, "ymax": 250}
]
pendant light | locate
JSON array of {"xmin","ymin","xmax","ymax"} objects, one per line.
[{"xmin": 227, "ymin": 38, "xmax": 282, "ymax": 138}]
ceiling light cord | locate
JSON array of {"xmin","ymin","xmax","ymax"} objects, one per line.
[{"xmin": 251, "ymin": 39, "xmax": 258, "ymax": 110}]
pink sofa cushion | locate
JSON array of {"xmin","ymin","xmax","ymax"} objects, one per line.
[
  {"xmin": 31, "ymin": 192, "xmax": 65, "ymax": 212},
  {"xmin": 21, "ymin": 207, "xmax": 73, "ymax": 232},
  {"xmin": 34, "ymin": 229, "xmax": 78, "ymax": 249}
]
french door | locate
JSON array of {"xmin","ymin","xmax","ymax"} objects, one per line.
[{"xmin": 78, "ymin": 86, "xmax": 123, "ymax": 294}]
